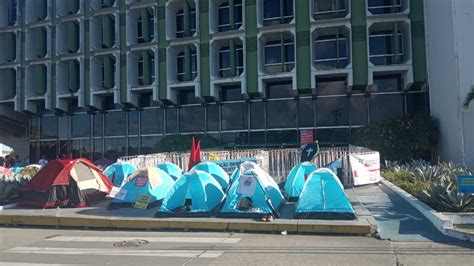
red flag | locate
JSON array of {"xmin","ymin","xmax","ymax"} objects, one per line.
[
  {"xmin": 194, "ymin": 138, "xmax": 201, "ymax": 165},
  {"xmin": 188, "ymin": 136, "xmax": 196, "ymax": 171}
]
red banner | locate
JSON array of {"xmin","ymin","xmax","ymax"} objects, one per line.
[{"xmin": 300, "ymin": 130, "xmax": 314, "ymax": 146}]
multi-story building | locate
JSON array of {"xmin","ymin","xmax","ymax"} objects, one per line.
[{"xmin": 0, "ymin": 0, "xmax": 429, "ymax": 163}]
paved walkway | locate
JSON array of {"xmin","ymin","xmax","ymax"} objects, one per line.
[{"xmin": 349, "ymin": 183, "xmax": 459, "ymax": 242}]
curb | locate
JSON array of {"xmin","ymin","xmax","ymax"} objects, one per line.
[
  {"xmin": 0, "ymin": 213, "xmax": 372, "ymax": 235},
  {"xmin": 381, "ymin": 179, "xmax": 474, "ymax": 242}
]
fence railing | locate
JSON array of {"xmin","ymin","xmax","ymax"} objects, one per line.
[{"xmin": 119, "ymin": 146, "xmax": 353, "ymax": 185}]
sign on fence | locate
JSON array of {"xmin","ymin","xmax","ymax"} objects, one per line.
[
  {"xmin": 458, "ymin": 176, "xmax": 474, "ymax": 193},
  {"xmin": 210, "ymin": 156, "xmax": 264, "ymax": 175},
  {"xmin": 349, "ymin": 152, "xmax": 381, "ymax": 186}
]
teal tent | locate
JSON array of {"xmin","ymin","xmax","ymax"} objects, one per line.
[
  {"xmin": 155, "ymin": 170, "xmax": 225, "ymax": 217},
  {"xmin": 294, "ymin": 168, "xmax": 355, "ymax": 220},
  {"xmin": 109, "ymin": 167, "xmax": 175, "ymax": 209},
  {"xmin": 283, "ymin": 162, "xmax": 318, "ymax": 201},
  {"xmin": 191, "ymin": 162, "xmax": 229, "ymax": 190},
  {"xmin": 103, "ymin": 162, "xmax": 137, "ymax": 187},
  {"xmin": 156, "ymin": 162, "xmax": 182, "ymax": 181},
  {"xmin": 218, "ymin": 162, "xmax": 285, "ymax": 218}
]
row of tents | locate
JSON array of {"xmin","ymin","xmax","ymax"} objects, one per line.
[{"xmin": 16, "ymin": 158, "xmax": 355, "ymax": 220}]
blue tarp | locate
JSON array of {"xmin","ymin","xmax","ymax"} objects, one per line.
[
  {"xmin": 283, "ymin": 162, "xmax": 318, "ymax": 200},
  {"xmin": 111, "ymin": 167, "xmax": 175, "ymax": 208},
  {"xmin": 294, "ymin": 168, "xmax": 355, "ymax": 220},
  {"xmin": 103, "ymin": 162, "xmax": 137, "ymax": 187},
  {"xmin": 191, "ymin": 162, "xmax": 229, "ymax": 190},
  {"xmin": 155, "ymin": 170, "xmax": 225, "ymax": 217},
  {"xmin": 156, "ymin": 162, "xmax": 182, "ymax": 181},
  {"xmin": 218, "ymin": 162, "xmax": 285, "ymax": 218}
]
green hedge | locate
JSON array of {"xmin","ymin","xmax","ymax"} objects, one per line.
[{"xmin": 351, "ymin": 114, "xmax": 438, "ymax": 162}]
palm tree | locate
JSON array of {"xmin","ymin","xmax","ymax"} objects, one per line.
[{"xmin": 463, "ymin": 85, "xmax": 474, "ymax": 110}]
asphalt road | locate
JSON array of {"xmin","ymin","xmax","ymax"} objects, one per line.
[{"xmin": 0, "ymin": 227, "xmax": 473, "ymax": 265}]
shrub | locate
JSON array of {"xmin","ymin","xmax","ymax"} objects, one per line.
[
  {"xmin": 382, "ymin": 170, "xmax": 429, "ymax": 201},
  {"xmin": 352, "ymin": 114, "xmax": 438, "ymax": 162}
]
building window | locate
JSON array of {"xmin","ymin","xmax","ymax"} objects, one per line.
[
  {"xmin": 372, "ymin": 74, "xmax": 402, "ymax": 92},
  {"xmin": 264, "ymin": 38, "xmax": 294, "ymax": 74},
  {"xmin": 369, "ymin": 30, "xmax": 403, "ymax": 65},
  {"xmin": 218, "ymin": 0, "xmax": 243, "ymax": 32},
  {"xmin": 137, "ymin": 8, "xmax": 154, "ymax": 43},
  {"xmin": 313, "ymin": 0, "xmax": 347, "ymax": 20},
  {"xmin": 314, "ymin": 33, "xmax": 348, "ymax": 70},
  {"xmin": 368, "ymin": 0, "xmax": 402, "ymax": 15},
  {"xmin": 7, "ymin": 0, "xmax": 17, "ymax": 26},
  {"xmin": 102, "ymin": 15, "xmax": 115, "ymax": 49},
  {"xmin": 101, "ymin": 56, "xmax": 115, "ymax": 89},
  {"xmin": 67, "ymin": 60, "xmax": 80, "ymax": 93},
  {"xmin": 178, "ymin": 89, "xmax": 199, "ymax": 105},
  {"xmin": 219, "ymin": 44, "xmax": 244, "ymax": 78},
  {"xmin": 177, "ymin": 48, "xmax": 197, "ymax": 82},
  {"xmin": 138, "ymin": 51, "xmax": 155, "ymax": 86},
  {"xmin": 220, "ymin": 85, "xmax": 243, "ymax": 101},
  {"xmin": 263, "ymin": 0, "xmax": 293, "ymax": 26},
  {"xmin": 176, "ymin": 6, "xmax": 196, "ymax": 38},
  {"xmin": 101, "ymin": 0, "xmax": 115, "ymax": 8}
]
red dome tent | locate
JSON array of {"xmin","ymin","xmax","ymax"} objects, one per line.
[{"xmin": 18, "ymin": 159, "xmax": 113, "ymax": 208}]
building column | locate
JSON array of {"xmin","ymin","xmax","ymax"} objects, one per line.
[
  {"xmin": 351, "ymin": 0, "xmax": 368, "ymax": 91},
  {"xmin": 199, "ymin": 0, "xmax": 211, "ymax": 99},
  {"xmin": 410, "ymin": 0, "xmax": 427, "ymax": 89},
  {"xmin": 244, "ymin": 0, "xmax": 258, "ymax": 96},
  {"xmin": 295, "ymin": 0, "xmax": 311, "ymax": 93},
  {"xmin": 158, "ymin": 1, "xmax": 168, "ymax": 103},
  {"xmin": 119, "ymin": 0, "xmax": 127, "ymax": 103}
]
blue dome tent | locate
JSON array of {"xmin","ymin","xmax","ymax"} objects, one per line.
[
  {"xmin": 103, "ymin": 162, "xmax": 137, "ymax": 187},
  {"xmin": 218, "ymin": 162, "xmax": 285, "ymax": 218},
  {"xmin": 109, "ymin": 167, "xmax": 175, "ymax": 209},
  {"xmin": 294, "ymin": 168, "xmax": 355, "ymax": 220},
  {"xmin": 283, "ymin": 162, "xmax": 318, "ymax": 201},
  {"xmin": 155, "ymin": 170, "xmax": 225, "ymax": 217},
  {"xmin": 156, "ymin": 162, "xmax": 182, "ymax": 181},
  {"xmin": 191, "ymin": 162, "xmax": 229, "ymax": 190}
]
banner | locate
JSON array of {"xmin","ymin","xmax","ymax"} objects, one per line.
[
  {"xmin": 210, "ymin": 156, "xmax": 264, "ymax": 175},
  {"xmin": 458, "ymin": 176, "xmax": 474, "ymax": 193},
  {"xmin": 300, "ymin": 130, "xmax": 314, "ymax": 146},
  {"xmin": 108, "ymin": 187, "xmax": 127, "ymax": 200},
  {"xmin": 133, "ymin": 195, "xmax": 152, "ymax": 210},
  {"xmin": 349, "ymin": 152, "xmax": 381, "ymax": 186}
]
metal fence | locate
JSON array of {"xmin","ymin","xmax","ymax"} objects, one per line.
[{"xmin": 118, "ymin": 146, "xmax": 357, "ymax": 185}]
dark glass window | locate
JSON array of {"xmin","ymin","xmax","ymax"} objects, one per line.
[
  {"xmin": 316, "ymin": 76, "xmax": 347, "ymax": 96},
  {"xmin": 266, "ymin": 130, "xmax": 298, "ymax": 146},
  {"xmin": 350, "ymin": 95, "xmax": 368, "ymax": 126},
  {"xmin": 250, "ymin": 102, "xmax": 265, "ymax": 129},
  {"xmin": 29, "ymin": 141, "xmax": 38, "ymax": 164},
  {"xmin": 93, "ymin": 114, "xmax": 104, "ymax": 137},
  {"xmin": 264, "ymin": 38, "xmax": 294, "ymax": 73},
  {"xmin": 266, "ymin": 81, "xmax": 294, "ymax": 99},
  {"xmin": 298, "ymin": 98, "xmax": 314, "ymax": 127},
  {"xmin": 92, "ymin": 138, "xmax": 103, "ymax": 161},
  {"xmin": 206, "ymin": 104, "xmax": 219, "ymax": 132},
  {"xmin": 128, "ymin": 137, "xmax": 139, "ymax": 156},
  {"xmin": 221, "ymin": 132, "xmax": 248, "ymax": 147},
  {"xmin": 59, "ymin": 116, "xmax": 69, "ymax": 139},
  {"xmin": 40, "ymin": 141, "xmax": 58, "ymax": 161},
  {"xmin": 104, "ymin": 137, "xmax": 126, "ymax": 161},
  {"xmin": 137, "ymin": 8, "xmax": 154, "ymax": 43},
  {"xmin": 178, "ymin": 89, "xmax": 199, "ymax": 105},
  {"xmin": 406, "ymin": 92, "xmax": 427, "ymax": 114},
  {"xmin": 373, "ymin": 74, "xmax": 402, "ymax": 92},
  {"xmin": 101, "ymin": 55, "xmax": 115, "ymax": 90},
  {"xmin": 7, "ymin": 0, "xmax": 17, "ymax": 26},
  {"xmin": 40, "ymin": 116, "xmax": 58, "ymax": 139},
  {"xmin": 314, "ymin": 34, "xmax": 348, "ymax": 69},
  {"xmin": 317, "ymin": 128, "xmax": 350, "ymax": 143},
  {"xmin": 176, "ymin": 7, "xmax": 196, "ymax": 38},
  {"xmin": 218, "ymin": 0, "xmax": 243, "ymax": 32},
  {"xmin": 369, "ymin": 30, "xmax": 404, "ymax": 65},
  {"xmin": 219, "ymin": 45, "xmax": 244, "ymax": 78},
  {"xmin": 266, "ymin": 100, "xmax": 297, "ymax": 128},
  {"xmin": 368, "ymin": 0, "xmax": 402, "ymax": 15},
  {"xmin": 141, "ymin": 136, "xmax": 161, "ymax": 154},
  {"xmin": 138, "ymin": 51, "xmax": 155, "ymax": 86},
  {"xmin": 128, "ymin": 111, "xmax": 139, "ymax": 135},
  {"xmin": 263, "ymin": 0, "xmax": 293, "ymax": 26},
  {"xmin": 165, "ymin": 107, "xmax": 178, "ymax": 133},
  {"xmin": 105, "ymin": 111, "xmax": 126, "ymax": 136},
  {"xmin": 221, "ymin": 102, "xmax": 248, "ymax": 131},
  {"xmin": 71, "ymin": 139, "xmax": 91, "ymax": 159},
  {"xmin": 221, "ymin": 85, "xmax": 243, "ymax": 101},
  {"xmin": 71, "ymin": 114, "xmax": 91, "ymax": 138},
  {"xmin": 315, "ymin": 97, "xmax": 349, "ymax": 127},
  {"xmin": 179, "ymin": 105, "xmax": 205, "ymax": 133},
  {"xmin": 30, "ymin": 118, "xmax": 39, "ymax": 140},
  {"xmin": 369, "ymin": 94, "xmax": 404, "ymax": 122},
  {"xmin": 141, "ymin": 108, "xmax": 164, "ymax": 135},
  {"xmin": 249, "ymin": 131, "xmax": 265, "ymax": 146},
  {"xmin": 177, "ymin": 49, "xmax": 197, "ymax": 82},
  {"xmin": 313, "ymin": 0, "xmax": 348, "ymax": 20}
]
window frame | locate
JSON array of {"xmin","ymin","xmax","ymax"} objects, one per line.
[
  {"xmin": 263, "ymin": 38, "xmax": 295, "ymax": 72},
  {"xmin": 263, "ymin": 0, "xmax": 294, "ymax": 25},
  {"xmin": 314, "ymin": 35, "xmax": 349, "ymax": 68},
  {"xmin": 313, "ymin": 0, "xmax": 347, "ymax": 16},
  {"xmin": 369, "ymin": 31, "xmax": 404, "ymax": 65},
  {"xmin": 368, "ymin": 0, "xmax": 402, "ymax": 14}
]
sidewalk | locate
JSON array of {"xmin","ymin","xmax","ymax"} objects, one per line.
[{"xmin": 0, "ymin": 195, "xmax": 374, "ymax": 235}]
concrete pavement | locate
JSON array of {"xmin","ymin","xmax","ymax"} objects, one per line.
[{"xmin": 0, "ymin": 227, "xmax": 472, "ymax": 265}]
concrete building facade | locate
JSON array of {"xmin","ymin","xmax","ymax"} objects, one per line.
[{"xmin": 0, "ymin": 0, "xmax": 429, "ymax": 163}]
